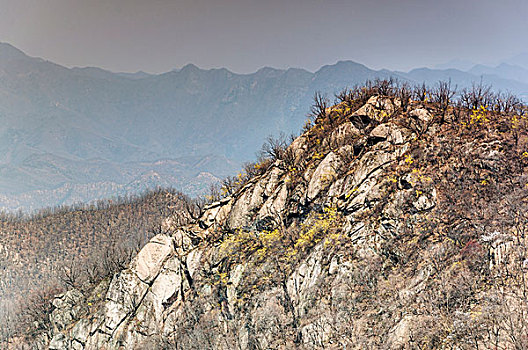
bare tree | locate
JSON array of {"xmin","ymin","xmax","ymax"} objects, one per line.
[
  {"xmin": 413, "ymin": 82, "xmax": 428, "ymax": 102},
  {"xmin": 396, "ymin": 81, "xmax": 413, "ymax": 111},
  {"xmin": 58, "ymin": 259, "xmax": 82, "ymax": 289},
  {"xmin": 460, "ymin": 79, "xmax": 492, "ymax": 110},
  {"xmin": 432, "ymin": 80, "xmax": 456, "ymax": 122},
  {"xmin": 309, "ymin": 92, "xmax": 330, "ymax": 120}
]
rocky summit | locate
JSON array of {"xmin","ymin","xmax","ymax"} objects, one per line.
[{"xmin": 34, "ymin": 87, "xmax": 528, "ymax": 349}]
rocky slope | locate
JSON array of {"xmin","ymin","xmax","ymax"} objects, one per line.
[
  {"xmin": 35, "ymin": 91, "xmax": 528, "ymax": 349},
  {"xmin": 0, "ymin": 189, "xmax": 198, "ymax": 347}
]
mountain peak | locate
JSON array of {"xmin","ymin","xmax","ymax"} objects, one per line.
[
  {"xmin": 329, "ymin": 60, "xmax": 368, "ymax": 69},
  {"xmin": 315, "ymin": 60, "xmax": 371, "ymax": 75},
  {"xmin": 180, "ymin": 63, "xmax": 201, "ymax": 72}
]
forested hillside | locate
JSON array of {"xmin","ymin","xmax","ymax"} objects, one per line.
[{"xmin": 0, "ymin": 189, "xmax": 197, "ymax": 344}]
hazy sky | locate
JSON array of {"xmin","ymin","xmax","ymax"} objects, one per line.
[{"xmin": 0, "ymin": 0, "xmax": 526, "ymax": 73}]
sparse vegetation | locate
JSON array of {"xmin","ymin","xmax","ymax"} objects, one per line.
[{"xmin": 0, "ymin": 188, "xmax": 196, "ymax": 346}]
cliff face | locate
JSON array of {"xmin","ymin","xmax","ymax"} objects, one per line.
[{"xmin": 41, "ymin": 94, "xmax": 528, "ymax": 349}]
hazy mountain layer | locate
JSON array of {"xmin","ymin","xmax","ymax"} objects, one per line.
[{"xmin": 1, "ymin": 42, "xmax": 527, "ymax": 210}]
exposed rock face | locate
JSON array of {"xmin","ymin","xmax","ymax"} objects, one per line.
[
  {"xmin": 307, "ymin": 151, "xmax": 342, "ymax": 200},
  {"xmin": 50, "ymin": 290, "xmax": 86, "ymax": 334},
  {"xmin": 40, "ymin": 96, "xmax": 527, "ymax": 349}
]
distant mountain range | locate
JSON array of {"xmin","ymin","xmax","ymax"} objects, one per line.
[{"xmin": 0, "ymin": 42, "xmax": 527, "ymax": 211}]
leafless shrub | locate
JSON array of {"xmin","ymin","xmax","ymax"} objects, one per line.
[
  {"xmin": 162, "ymin": 302, "xmax": 219, "ymax": 349},
  {"xmin": 101, "ymin": 244, "xmax": 134, "ymax": 276},
  {"xmin": 335, "ymin": 86, "xmax": 355, "ymax": 104},
  {"xmin": 335, "ymin": 79, "xmax": 400, "ymax": 108},
  {"xmin": 259, "ymin": 134, "xmax": 289, "ymax": 161},
  {"xmin": 206, "ymin": 182, "xmax": 222, "ymax": 203},
  {"xmin": 309, "ymin": 92, "xmax": 330, "ymax": 119},
  {"xmin": 220, "ymin": 175, "xmax": 243, "ymax": 197},
  {"xmin": 413, "ymin": 82, "xmax": 429, "ymax": 102},
  {"xmin": 58, "ymin": 259, "xmax": 82, "ymax": 289},
  {"xmin": 183, "ymin": 195, "xmax": 205, "ymax": 221},
  {"xmin": 491, "ymin": 91, "xmax": 523, "ymax": 114},
  {"xmin": 432, "ymin": 80, "xmax": 457, "ymax": 122},
  {"xmin": 83, "ymin": 260, "xmax": 104, "ymax": 287},
  {"xmin": 356, "ymin": 85, "xmax": 376, "ymax": 105},
  {"xmin": 396, "ymin": 81, "xmax": 413, "ymax": 111},
  {"xmin": 0, "ymin": 302, "xmax": 18, "ymax": 346},
  {"xmin": 19, "ymin": 285, "xmax": 62, "ymax": 340},
  {"xmin": 243, "ymin": 159, "xmax": 271, "ymax": 178},
  {"xmin": 477, "ymin": 240, "xmax": 528, "ymax": 349},
  {"xmin": 373, "ymin": 77, "xmax": 396, "ymax": 96},
  {"xmin": 335, "ymin": 84, "xmax": 371, "ymax": 107},
  {"xmin": 451, "ymin": 99, "xmax": 465, "ymax": 124},
  {"xmin": 460, "ymin": 80, "xmax": 492, "ymax": 110},
  {"xmin": 258, "ymin": 133, "xmax": 296, "ymax": 168}
]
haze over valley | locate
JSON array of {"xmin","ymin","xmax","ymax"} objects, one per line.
[{"xmin": 1, "ymin": 42, "xmax": 528, "ymax": 211}]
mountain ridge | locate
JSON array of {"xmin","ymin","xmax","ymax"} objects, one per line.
[{"xmin": 1, "ymin": 42, "xmax": 527, "ymax": 211}]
